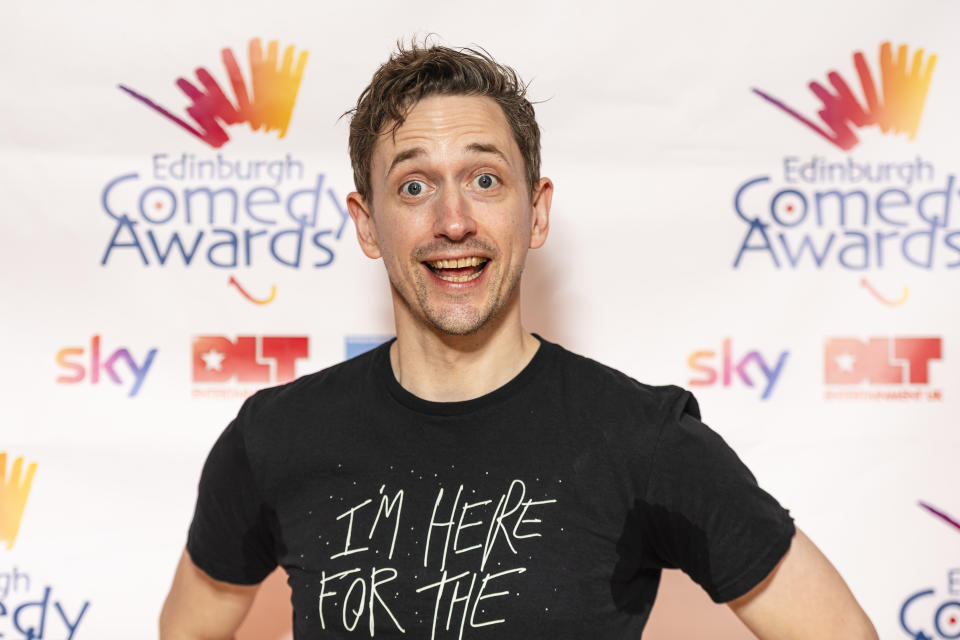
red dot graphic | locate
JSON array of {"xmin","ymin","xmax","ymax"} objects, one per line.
[
  {"xmin": 786, "ymin": 204, "xmax": 794, "ymax": 213},
  {"xmin": 154, "ymin": 201, "xmax": 163, "ymax": 210},
  {"xmin": 952, "ymin": 616, "xmax": 957, "ymax": 624}
]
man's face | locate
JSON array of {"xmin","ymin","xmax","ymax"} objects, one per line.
[{"xmin": 347, "ymin": 94, "xmax": 551, "ymax": 336}]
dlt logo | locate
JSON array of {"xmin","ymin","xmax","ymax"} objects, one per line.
[
  {"xmin": 193, "ymin": 336, "xmax": 308, "ymax": 384},
  {"xmin": 825, "ymin": 337, "xmax": 941, "ymax": 384},
  {"xmin": 687, "ymin": 339, "xmax": 789, "ymax": 400},
  {"xmin": 56, "ymin": 336, "xmax": 158, "ymax": 397},
  {"xmin": 0, "ymin": 453, "xmax": 36, "ymax": 551}
]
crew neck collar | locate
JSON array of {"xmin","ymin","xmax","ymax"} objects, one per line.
[{"xmin": 374, "ymin": 334, "xmax": 555, "ymax": 416}]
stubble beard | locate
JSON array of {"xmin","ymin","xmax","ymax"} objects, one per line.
[{"xmin": 393, "ymin": 259, "xmax": 524, "ymax": 337}]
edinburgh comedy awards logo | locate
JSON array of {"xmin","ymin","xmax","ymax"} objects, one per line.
[
  {"xmin": 899, "ymin": 502, "xmax": 960, "ymax": 640},
  {"xmin": 0, "ymin": 453, "xmax": 91, "ymax": 639},
  {"xmin": 102, "ymin": 38, "xmax": 351, "ymax": 304},
  {"xmin": 735, "ymin": 42, "xmax": 959, "ymax": 301},
  {"xmin": 0, "ymin": 453, "xmax": 36, "ymax": 552}
]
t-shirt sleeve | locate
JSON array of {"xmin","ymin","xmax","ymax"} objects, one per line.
[
  {"xmin": 638, "ymin": 389, "xmax": 795, "ymax": 603},
  {"xmin": 186, "ymin": 398, "xmax": 278, "ymax": 585}
]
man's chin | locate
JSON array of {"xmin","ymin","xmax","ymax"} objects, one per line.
[
  {"xmin": 418, "ymin": 301, "xmax": 499, "ymax": 337},
  {"xmin": 424, "ymin": 312, "xmax": 489, "ymax": 337}
]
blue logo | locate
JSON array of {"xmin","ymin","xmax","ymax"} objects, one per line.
[
  {"xmin": 345, "ymin": 335, "xmax": 392, "ymax": 360},
  {"xmin": 100, "ymin": 153, "xmax": 350, "ymax": 269},
  {"xmin": 732, "ymin": 162, "xmax": 960, "ymax": 271}
]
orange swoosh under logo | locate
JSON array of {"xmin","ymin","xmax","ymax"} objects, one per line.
[
  {"xmin": 860, "ymin": 278, "xmax": 908, "ymax": 306},
  {"xmin": 229, "ymin": 276, "xmax": 277, "ymax": 305}
]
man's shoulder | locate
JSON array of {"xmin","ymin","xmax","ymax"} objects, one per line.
[
  {"xmin": 238, "ymin": 341, "xmax": 387, "ymax": 427},
  {"xmin": 548, "ymin": 339, "xmax": 695, "ymax": 420},
  {"xmin": 546, "ymin": 340, "xmax": 702, "ymax": 475}
]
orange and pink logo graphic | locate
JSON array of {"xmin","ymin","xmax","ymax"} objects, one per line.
[
  {"xmin": 119, "ymin": 38, "xmax": 308, "ymax": 148},
  {"xmin": 860, "ymin": 278, "xmax": 909, "ymax": 307},
  {"xmin": 0, "ymin": 453, "xmax": 37, "ymax": 551},
  {"xmin": 753, "ymin": 42, "xmax": 937, "ymax": 150},
  {"xmin": 228, "ymin": 275, "xmax": 277, "ymax": 305}
]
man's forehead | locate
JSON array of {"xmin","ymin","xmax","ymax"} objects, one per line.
[{"xmin": 372, "ymin": 95, "xmax": 518, "ymax": 167}]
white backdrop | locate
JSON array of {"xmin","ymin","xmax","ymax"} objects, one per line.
[{"xmin": 1, "ymin": 1, "xmax": 958, "ymax": 638}]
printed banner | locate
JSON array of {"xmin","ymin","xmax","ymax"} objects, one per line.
[{"xmin": 1, "ymin": 1, "xmax": 957, "ymax": 638}]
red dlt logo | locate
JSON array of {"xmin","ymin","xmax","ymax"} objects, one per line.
[
  {"xmin": 825, "ymin": 337, "xmax": 941, "ymax": 384},
  {"xmin": 193, "ymin": 336, "xmax": 308, "ymax": 384}
]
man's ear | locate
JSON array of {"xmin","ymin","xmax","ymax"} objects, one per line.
[
  {"xmin": 346, "ymin": 191, "xmax": 382, "ymax": 259},
  {"xmin": 529, "ymin": 177, "xmax": 553, "ymax": 249}
]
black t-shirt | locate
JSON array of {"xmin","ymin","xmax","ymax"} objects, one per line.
[{"xmin": 187, "ymin": 335, "xmax": 794, "ymax": 639}]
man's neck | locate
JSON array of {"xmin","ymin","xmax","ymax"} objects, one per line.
[{"xmin": 389, "ymin": 311, "xmax": 541, "ymax": 403}]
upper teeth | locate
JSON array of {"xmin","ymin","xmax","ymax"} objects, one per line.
[{"xmin": 429, "ymin": 257, "xmax": 485, "ymax": 269}]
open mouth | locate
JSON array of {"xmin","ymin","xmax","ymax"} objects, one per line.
[{"xmin": 423, "ymin": 256, "xmax": 490, "ymax": 283}]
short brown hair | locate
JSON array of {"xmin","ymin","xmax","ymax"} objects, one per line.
[{"xmin": 346, "ymin": 41, "xmax": 541, "ymax": 202}]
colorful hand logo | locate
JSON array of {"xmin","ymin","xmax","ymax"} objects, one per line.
[
  {"xmin": 0, "ymin": 453, "xmax": 37, "ymax": 550},
  {"xmin": 119, "ymin": 38, "xmax": 308, "ymax": 147},
  {"xmin": 753, "ymin": 42, "xmax": 936, "ymax": 150}
]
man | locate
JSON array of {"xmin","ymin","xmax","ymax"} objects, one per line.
[{"xmin": 160, "ymin": 43, "xmax": 878, "ymax": 639}]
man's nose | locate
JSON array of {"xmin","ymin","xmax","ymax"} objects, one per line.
[{"xmin": 432, "ymin": 187, "xmax": 477, "ymax": 241}]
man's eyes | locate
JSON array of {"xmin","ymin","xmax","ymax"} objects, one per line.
[
  {"xmin": 400, "ymin": 180, "xmax": 426, "ymax": 196},
  {"xmin": 473, "ymin": 173, "xmax": 499, "ymax": 189},
  {"xmin": 398, "ymin": 174, "xmax": 499, "ymax": 198}
]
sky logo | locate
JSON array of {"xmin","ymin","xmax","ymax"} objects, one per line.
[
  {"xmin": 0, "ymin": 454, "xmax": 36, "ymax": 551},
  {"xmin": 119, "ymin": 38, "xmax": 308, "ymax": 147},
  {"xmin": 687, "ymin": 339, "xmax": 789, "ymax": 400},
  {"xmin": 193, "ymin": 335, "xmax": 308, "ymax": 385},
  {"xmin": 56, "ymin": 336, "xmax": 157, "ymax": 397},
  {"xmin": 753, "ymin": 42, "xmax": 937, "ymax": 150}
]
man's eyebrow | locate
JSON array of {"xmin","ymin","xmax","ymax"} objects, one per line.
[
  {"xmin": 387, "ymin": 143, "xmax": 511, "ymax": 178},
  {"xmin": 465, "ymin": 143, "xmax": 509, "ymax": 164},
  {"xmin": 386, "ymin": 147, "xmax": 426, "ymax": 177}
]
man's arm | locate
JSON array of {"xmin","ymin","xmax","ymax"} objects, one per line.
[
  {"xmin": 727, "ymin": 527, "xmax": 878, "ymax": 639},
  {"xmin": 159, "ymin": 548, "xmax": 259, "ymax": 640}
]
